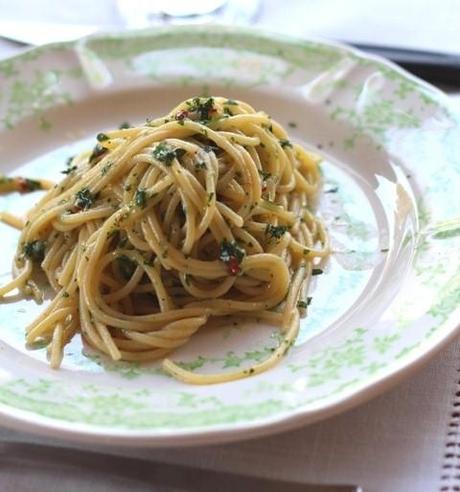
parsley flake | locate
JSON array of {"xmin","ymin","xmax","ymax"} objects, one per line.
[
  {"xmin": 258, "ymin": 169, "xmax": 272, "ymax": 180},
  {"xmin": 134, "ymin": 189, "xmax": 147, "ymax": 208},
  {"xmin": 96, "ymin": 133, "xmax": 109, "ymax": 142},
  {"xmin": 152, "ymin": 143, "xmax": 186, "ymax": 166},
  {"xmin": 297, "ymin": 297, "xmax": 312, "ymax": 309},
  {"xmin": 24, "ymin": 240, "xmax": 46, "ymax": 263},
  {"xmin": 186, "ymin": 97, "xmax": 215, "ymax": 122},
  {"xmin": 89, "ymin": 144, "xmax": 107, "ymax": 163},
  {"xmin": 265, "ymin": 224, "xmax": 288, "ymax": 239},
  {"xmin": 18, "ymin": 178, "xmax": 42, "ymax": 192},
  {"xmin": 101, "ymin": 163, "xmax": 112, "ymax": 176},
  {"xmin": 279, "ymin": 139, "xmax": 293, "ymax": 148},
  {"xmin": 74, "ymin": 188, "xmax": 95, "ymax": 210},
  {"xmin": 195, "ymin": 161, "xmax": 207, "ymax": 171},
  {"xmin": 61, "ymin": 156, "xmax": 77, "ymax": 175},
  {"xmin": 219, "ymin": 240, "xmax": 245, "ymax": 265}
]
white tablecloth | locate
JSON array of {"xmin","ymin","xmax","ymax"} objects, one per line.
[{"xmin": 1, "ymin": 2, "xmax": 460, "ymax": 491}]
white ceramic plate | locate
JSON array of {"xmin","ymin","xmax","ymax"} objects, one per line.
[{"xmin": 0, "ymin": 26, "xmax": 459, "ymax": 446}]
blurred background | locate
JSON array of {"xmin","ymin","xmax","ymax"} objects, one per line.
[{"xmin": 0, "ymin": 0, "xmax": 459, "ymax": 57}]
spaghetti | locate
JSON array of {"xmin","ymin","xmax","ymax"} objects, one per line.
[{"xmin": 0, "ymin": 97, "xmax": 329, "ymax": 384}]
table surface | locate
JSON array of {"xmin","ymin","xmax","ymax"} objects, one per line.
[{"xmin": 0, "ymin": 2, "xmax": 460, "ymax": 491}]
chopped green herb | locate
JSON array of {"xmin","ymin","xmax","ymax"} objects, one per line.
[
  {"xmin": 117, "ymin": 255, "xmax": 137, "ymax": 280},
  {"xmin": 303, "ymin": 248, "xmax": 310, "ymax": 255},
  {"xmin": 96, "ymin": 133, "xmax": 109, "ymax": 142},
  {"xmin": 186, "ymin": 97, "xmax": 215, "ymax": 122},
  {"xmin": 152, "ymin": 142, "xmax": 186, "ymax": 166},
  {"xmin": 265, "ymin": 224, "xmax": 288, "ymax": 239},
  {"xmin": 297, "ymin": 297, "xmax": 312, "ymax": 309},
  {"xmin": 74, "ymin": 187, "xmax": 95, "ymax": 210},
  {"xmin": 279, "ymin": 139, "xmax": 293, "ymax": 148},
  {"xmin": 0, "ymin": 175, "xmax": 41, "ymax": 193},
  {"xmin": 258, "ymin": 169, "xmax": 272, "ymax": 180},
  {"xmin": 380, "ymin": 248, "xmax": 389, "ymax": 253},
  {"xmin": 207, "ymin": 192, "xmax": 214, "ymax": 205},
  {"xmin": 24, "ymin": 240, "xmax": 46, "ymax": 263},
  {"xmin": 312, "ymin": 268, "xmax": 323, "ymax": 276},
  {"xmin": 61, "ymin": 156, "xmax": 77, "ymax": 175},
  {"xmin": 225, "ymin": 99, "xmax": 238, "ymax": 105},
  {"xmin": 195, "ymin": 161, "xmax": 207, "ymax": 171},
  {"xmin": 219, "ymin": 240, "xmax": 245, "ymax": 273},
  {"xmin": 223, "ymin": 107, "xmax": 233, "ymax": 116},
  {"xmin": 134, "ymin": 189, "xmax": 147, "ymax": 208},
  {"xmin": 101, "ymin": 163, "xmax": 112, "ymax": 176},
  {"xmin": 325, "ymin": 186, "xmax": 339, "ymax": 193},
  {"xmin": 62, "ymin": 291, "xmax": 70, "ymax": 298},
  {"xmin": 118, "ymin": 121, "xmax": 131, "ymax": 129},
  {"xmin": 89, "ymin": 144, "xmax": 107, "ymax": 163},
  {"xmin": 62, "ymin": 165, "xmax": 77, "ymax": 175},
  {"xmin": 288, "ymin": 121, "xmax": 297, "ymax": 128},
  {"xmin": 19, "ymin": 178, "xmax": 42, "ymax": 192}
]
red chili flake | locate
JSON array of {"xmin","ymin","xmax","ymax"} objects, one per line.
[
  {"xmin": 227, "ymin": 256, "xmax": 241, "ymax": 275},
  {"xmin": 175, "ymin": 110, "xmax": 189, "ymax": 120},
  {"xmin": 17, "ymin": 178, "xmax": 29, "ymax": 192}
]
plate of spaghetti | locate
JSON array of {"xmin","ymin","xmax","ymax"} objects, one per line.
[{"xmin": 0, "ymin": 26, "xmax": 458, "ymax": 445}]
